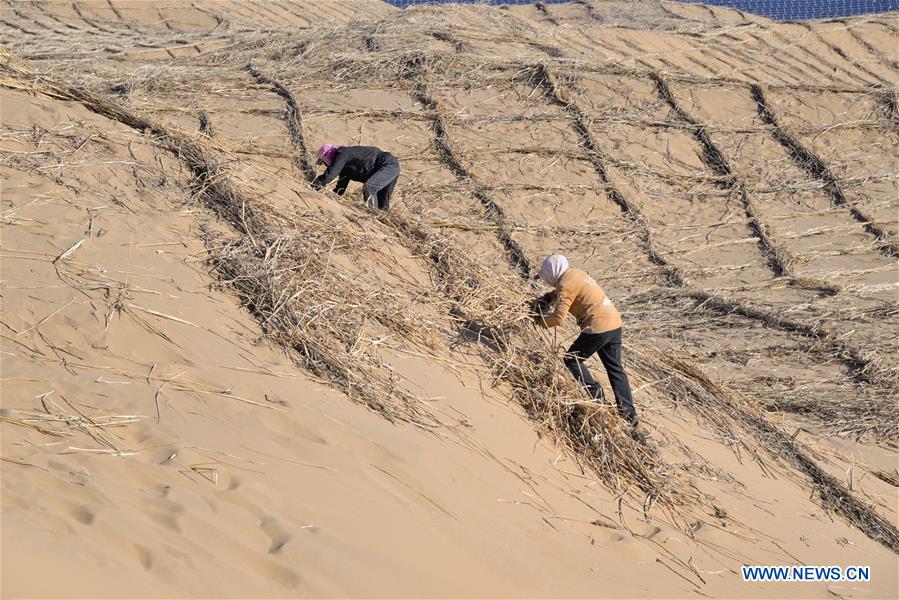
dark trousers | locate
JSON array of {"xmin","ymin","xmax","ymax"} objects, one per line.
[
  {"xmin": 564, "ymin": 328, "xmax": 638, "ymax": 424},
  {"xmin": 363, "ymin": 155, "xmax": 400, "ymax": 210}
]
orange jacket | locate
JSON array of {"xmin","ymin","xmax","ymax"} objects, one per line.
[{"xmin": 539, "ymin": 268, "xmax": 622, "ymax": 334}]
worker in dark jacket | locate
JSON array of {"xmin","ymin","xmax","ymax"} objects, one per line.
[
  {"xmin": 532, "ymin": 255, "xmax": 639, "ymax": 428},
  {"xmin": 311, "ymin": 144, "xmax": 400, "ymax": 211}
]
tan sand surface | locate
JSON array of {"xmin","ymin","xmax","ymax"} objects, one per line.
[{"xmin": 2, "ymin": 1, "xmax": 897, "ymax": 598}]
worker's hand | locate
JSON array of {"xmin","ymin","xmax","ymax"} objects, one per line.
[{"xmin": 529, "ymin": 296, "xmax": 549, "ymax": 319}]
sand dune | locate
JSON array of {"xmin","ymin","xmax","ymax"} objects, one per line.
[{"xmin": 1, "ymin": 1, "xmax": 897, "ymax": 598}]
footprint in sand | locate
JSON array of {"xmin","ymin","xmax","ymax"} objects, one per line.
[
  {"xmin": 590, "ymin": 528, "xmax": 626, "ymax": 544},
  {"xmin": 69, "ymin": 504, "xmax": 96, "ymax": 525},
  {"xmin": 140, "ymin": 494, "xmax": 185, "ymax": 533},
  {"xmin": 133, "ymin": 544, "xmax": 153, "ymax": 570},
  {"xmin": 145, "ymin": 510, "xmax": 181, "ymax": 533},
  {"xmin": 246, "ymin": 555, "xmax": 300, "ymax": 589},
  {"xmin": 141, "ymin": 484, "xmax": 172, "ymax": 499},
  {"xmin": 260, "ymin": 516, "xmax": 292, "ymax": 554},
  {"xmin": 632, "ymin": 523, "xmax": 665, "ymax": 540}
]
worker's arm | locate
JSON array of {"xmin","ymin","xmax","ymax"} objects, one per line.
[
  {"xmin": 539, "ymin": 286, "xmax": 575, "ymax": 328},
  {"xmin": 333, "ymin": 175, "xmax": 350, "ymax": 196},
  {"xmin": 312, "ymin": 151, "xmax": 349, "ymax": 190}
]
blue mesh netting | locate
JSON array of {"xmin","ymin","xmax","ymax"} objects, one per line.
[
  {"xmin": 382, "ymin": 0, "xmax": 899, "ymax": 20},
  {"xmin": 675, "ymin": 0, "xmax": 899, "ymax": 20}
]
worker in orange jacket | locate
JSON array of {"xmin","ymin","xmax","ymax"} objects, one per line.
[{"xmin": 533, "ymin": 255, "xmax": 639, "ymax": 428}]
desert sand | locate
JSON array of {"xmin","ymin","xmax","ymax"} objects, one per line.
[{"xmin": 1, "ymin": 1, "xmax": 897, "ymax": 598}]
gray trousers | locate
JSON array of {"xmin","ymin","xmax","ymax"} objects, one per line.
[{"xmin": 362, "ymin": 155, "xmax": 400, "ymax": 210}]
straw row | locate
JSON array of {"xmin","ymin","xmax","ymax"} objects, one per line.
[
  {"xmin": 410, "ymin": 68, "xmax": 534, "ymax": 278},
  {"xmin": 750, "ymin": 83, "xmax": 899, "ymax": 257},
  {"xmin": 875, "ymin": 88, "xmax": 898, "ymax": 130},
  {"xmin": 649, "ymin": 352, "xmax": 899, "ymax": 553},
  {"xmin": 0, "ymin": 50, "xmax": 442, "ymax": 426},
  {"xmin": 245, "ymin": 63, "xmax": 317, "ymax": 182},
  {"xmin": 241, "ymin": 58, "xmax": 692, "ymax": 507},
  {"xmin": 651, "ymin": 72, "xmax": 840, "ymax": 295},
  {"xmin": 535, "ymin": 62, "xmax": 893, "ymax": 386}
]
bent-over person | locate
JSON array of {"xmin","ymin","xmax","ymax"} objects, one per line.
[
  {"xmin": 312, "ymin": 144, "xmax": 400, "ymax": 211},
  {"xmin": 532, "ymin": 255, "xmax": 639, "ymax": 428}
]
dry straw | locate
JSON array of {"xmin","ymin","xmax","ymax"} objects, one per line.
[
  {"xmin": 1, "ymin": 49, "xmax": 688, "ymax": 513},
  {"xmin": 2, "ymin": 5, "xmax": 897, "ymax": 552}
]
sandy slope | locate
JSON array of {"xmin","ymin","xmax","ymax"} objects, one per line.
[{"xmin": 1, "ymin": 1, "xmax": 898, "ymax": 598}]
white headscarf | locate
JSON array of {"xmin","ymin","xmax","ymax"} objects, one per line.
[{"xmin": 538, "ymin": 255, "xmax": 569, "ymax": 286}]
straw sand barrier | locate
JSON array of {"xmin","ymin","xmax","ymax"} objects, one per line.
[
  {"xmin": 532, "ymin": 62, "xmax": 893, "ymax": 387},
  {"xmin": 0, "ymin": 49, "xmax": 439, "ymax": 427},
  {"xmin": 751, "ymin": 82, "xmax": 899, "ymax": 257},
  {"xmin": 233, "ymin": 47, "xmax": 899, "ymax": 549},
  {"xmin": 2, "ymin": 10, "xmax": 897, "ymax": 557}
]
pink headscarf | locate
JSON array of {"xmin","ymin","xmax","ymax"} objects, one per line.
[
  {"xmin": 316, "ymin": 144, "xmax": 341, "ymax": 167},
  {"xmin": 536, "ymin": 255, "xmax": 569, "ymax": 286}
]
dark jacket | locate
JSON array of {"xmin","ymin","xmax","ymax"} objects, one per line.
[{"xmin": 312, "ymin": 146, "xmax": 397, "ymax": 195}]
